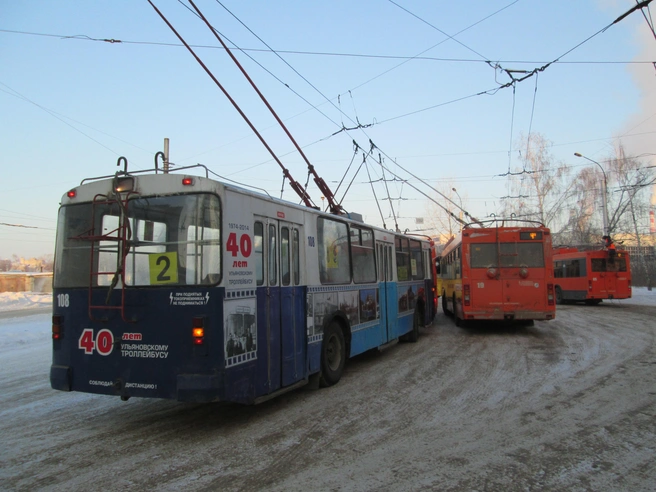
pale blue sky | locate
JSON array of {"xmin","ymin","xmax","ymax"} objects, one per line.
[{"xmin": 2, "ymin": 0, "xmax": 655, "ymax": 257}]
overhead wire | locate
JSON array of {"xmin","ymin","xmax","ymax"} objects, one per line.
[
  {"xmin": 4, "ymin": 28, "xmax": 656, "ymax": 66},
  {"xmin": 8, "ymin": 1, "xmax": 653, "ymax": 230},
  {"xmin": 187, "ymin": 0, "xmax": 342, "ymax": 213},
  {"xmin": 147, "ymin": 0, "xmax": 318, "ymax": 209}
]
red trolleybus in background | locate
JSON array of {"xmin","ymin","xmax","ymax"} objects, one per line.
[
  {"xmin": 50, "ymin": 160, "xmax": 435, "ymax": 404},
  {"xmin": 439, "ymin": 220, "xmax": 556, "ymax": 326},
  {"xmin": 553, "ymin": 246, "xmax": 631, "ymax": 304}
]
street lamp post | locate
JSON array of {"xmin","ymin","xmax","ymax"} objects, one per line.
[
  {"xmin": 574, "ymin": 153, "xmax": 609, "ymax": 238},
  {"xmin": 452, "ymin": 187, "xmax": 463, "ymax": 231}
]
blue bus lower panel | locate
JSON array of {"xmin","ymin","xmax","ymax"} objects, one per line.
[
  {"xmin": 308, "ymin": 341, "xmax": 322, "ymax": 375},
  {"xmin": 350, "ymin": 325, "xmax": 381, "ymax": 357}
]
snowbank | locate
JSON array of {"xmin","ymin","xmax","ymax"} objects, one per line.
[
  {"xmin": 0, "ymin": 292, "xmax": 51, "ymax": 312},
  {"xmin": 621, "ymin": 286, "xmax": 656, "ymax": 306}
]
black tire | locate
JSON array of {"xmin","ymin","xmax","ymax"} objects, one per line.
[
  {"xmin": 555, "ymin": 286, "xmax": 563, "ymax": 305},
  {"xmin": 406, "ymin": 310, "xmax": 420, "ymax": 343},
  {"xmin": 320, "ymin": 321, "xmax": 346, "ymax": 387},
  {"xmin": 442, "ymin": 291, "xmax": 451, "ymax": 316},
  {"xmin": 453, "ymin": 294, "xmax": 464, "ymax": 327}
]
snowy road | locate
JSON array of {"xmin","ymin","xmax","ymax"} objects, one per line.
[{"xmin": 1, "ymin": 294, "xmax": 655, "ymax": 491}]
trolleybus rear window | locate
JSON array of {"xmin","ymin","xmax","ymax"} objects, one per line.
[
  {"xmin": 54, "ymin": 193, "xmax": 221, "ymax": 288},
  {"xmin": 470, "ymin": 242, "xmax": 545, "ymax": 268}
]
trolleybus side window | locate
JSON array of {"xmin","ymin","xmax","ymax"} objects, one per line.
[
  {"xmin": 268, "ymin": 224, "xmax": 277, "ymax": 286},
  {"xmin": 351, "ymin": 225, "xmax": 376, "ymax": 284},
  {"xmin": 318, "ymin": 217, "xmax": 351, "ymax": 284},
  {"xmin": 254, "ymin": 221, "xmax": 264, "ymax": 286},
  {"xmin": 281, "ymin": 226, "xmax": 291, "ymax": 286},
  {"xmin": 293, "ymin": 228, "xmax": 300, "ymax": 285},
  {"xmin": 377, "ymin": 243, "xmax": 384, "ymax": 282},
  {"xmin": 455, "ymin": 246, "xmax": 461, "ymax": 277},
  {"xmin": 571, "ymin": 259, "xmax": 584, "ymax": 276},
  {"xmin": 558, "ymin": 258, "xmax": 586, "ymax": 278},
  {"xmin": 409, "ymin": 239, "xmax": 424, "ymax": 280},
  {"xmin": 396, "ymin": 236, "xmax": 410, "ymax": 281},
  {"xmin": 387, "ymin": 245, "xmax": 393, "ymax": 281}
]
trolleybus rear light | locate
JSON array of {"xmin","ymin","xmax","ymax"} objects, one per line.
[
  {"xmin": 588, "ymin": 280, "xmax": 593, "ymax": 291},
  {"xmin": 463, "ymin": 284, "xmax": 471, "ymax": 306},
  {"xmin": 67, "ymin": 189, "xmax": 76, "ymax": 198},
  {"xmin": 52, "ymin": 315, "xmax": 63, "ymax": 340},
  {"xmin": 192, "ymin": 317, "xmax": 205, "ymax": 345},
  {"xmin": 547, "ymin": 284, "xmax": 554, "ymax": 305},
  {"xmin": 182, "ymin": 177, "xmax": 194, "ymax": 186}
]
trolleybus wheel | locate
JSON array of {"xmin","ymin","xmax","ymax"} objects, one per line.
[
  {"xmin": 442, "ymin": 291, "xmax": 451, "ymax": 316},
  {"xmin": 453, "ymin": 294, "xmax": 467, "ymax": 327},
  {"xmin": 320, "ymin": 321, "xmax": 346, "ymax": 387},
  {"xmin": 555, "ymin": 286, "xmax": 563, "ymax": 305},
  {"xmin": 407, "ymin": 309, "xmax": 420, "ymax": 342}
]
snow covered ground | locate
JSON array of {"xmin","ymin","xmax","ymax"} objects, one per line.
[
  {"xmin": 0, "ymin": 291, "xmax": 51, "ymax": 312},
  {"xmin": 1, "ymin": 289, "xmax": 655, "ymax": 490}
]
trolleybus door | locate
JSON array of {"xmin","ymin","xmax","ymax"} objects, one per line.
[
  {"xmin": 278, "ymin": 221, "xmax": 304, "ymax": 387},
  {"xmin": 260, "ymin": 218, "xmax": 305, "ymax": 393},
  {"xmin": 377, "ymin": 241, "xmax": 395, "ymax": 344}
]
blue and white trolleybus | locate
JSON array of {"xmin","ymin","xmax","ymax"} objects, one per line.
[{"xmin": 50, "ymin": 162, "xmax": 436, "ymax": 404}]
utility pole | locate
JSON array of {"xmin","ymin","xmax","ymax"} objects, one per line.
[{"xmin": 575, "ymin": 153, "xmax": 609, "ymax": 238}]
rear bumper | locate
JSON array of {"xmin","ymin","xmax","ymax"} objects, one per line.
[
  {"xmin": 176, "ymin": 374, "xmax": 221, "ymax": 402},
  {"xmin": 50, "ymin": 365, "xmax": 223, "ymax": 402},
  {"xmin": 464, "ymin": 310, "xmax": 555, "ymax": 321}
]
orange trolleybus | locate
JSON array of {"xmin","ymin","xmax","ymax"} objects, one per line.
[
  {"xmin": 553, "ymin": 246, "xmax": 631, "ymax": 305},
  {"xmin": 439, "ymin": 220, "xmax": 556, "ymax": 326}
]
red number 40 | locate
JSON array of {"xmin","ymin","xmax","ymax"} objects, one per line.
[
  {"xmin": 226, "ymin": 232, "xmax": 252, "ymax": 257},
  {"xmin": 78, "ymin": 328, "xmax": 114, "ymax": 356}
]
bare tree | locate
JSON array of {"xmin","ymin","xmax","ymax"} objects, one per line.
[
  {"xmin": 605, "ymin": 145, "xmax": 655, "ymax": 286},
  {"xmin": 425, "ymin": 183, "xmax": 465, "ymax": 244},
  {"xmin": 501, "ymin": 133, "xmax": 570, "ymax": 232},
  {"xmin": 557, "ymin": 167, "xmax": 600, "ymax": 247}
]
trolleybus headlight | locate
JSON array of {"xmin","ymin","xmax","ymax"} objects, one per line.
[
  {"xmin": 192, "ymin": 317, "xmax": 205, "ymax": 345},
  {"xmin": 52, "ymin": 315, "xmax": 63, "ymax": 340}
]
